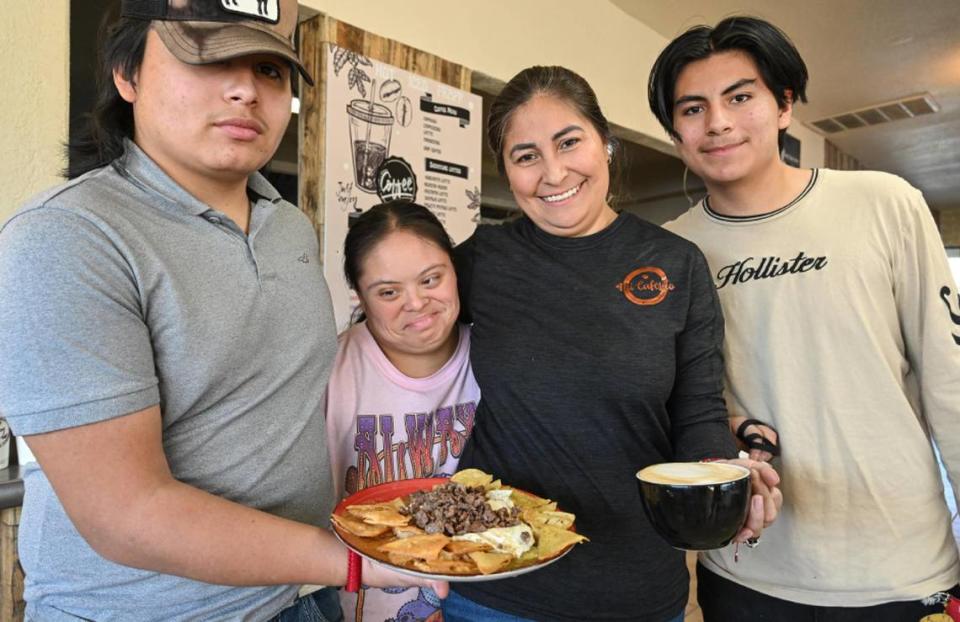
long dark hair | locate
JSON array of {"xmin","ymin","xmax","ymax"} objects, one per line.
[
  {"xmin": 343, "ymin": 201, "xmax": 454, "ymax": 292},
  {"xmin": 65, "ymin": 13, "xmax": 150, "ymax": 179},
  {"xmin": 648, "ymin": 16, "xmax": 808, "ymax": 151},
  {"xmin": 487, "ymin": 65, "xmax": 621, "ymax": 203}
]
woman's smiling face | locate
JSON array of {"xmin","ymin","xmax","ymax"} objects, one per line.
[
  {"xmin": 502, "ymin": 94, "xmax": 616, "ymax": 238},
  {"xmin": 356, "ymin": 229, "xmax": 459, "ymax": 369}
]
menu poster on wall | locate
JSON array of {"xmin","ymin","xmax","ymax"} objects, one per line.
[{"xmin": 323, "ymin": 44, "xmax": 482, "ymax": 329}]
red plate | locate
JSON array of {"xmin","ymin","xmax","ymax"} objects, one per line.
[
  {"xmin": 331, "ymin": 478, "xmax": 580, "ymax": 582},
  {"xmin": 333, "ymin": 478, "xmax": 448, "ymax": 515}
]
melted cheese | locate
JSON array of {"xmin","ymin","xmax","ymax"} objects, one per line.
[
  {"xmin": 452, "ymin": 523, "xmax": 534, "ymax": 558},
  {"xmin": 485, "ymin": 489, "xmax": 515, "ymax": 512}
]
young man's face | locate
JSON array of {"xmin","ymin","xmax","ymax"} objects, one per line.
[
  {"xmin": 670, "ymin": 50, "xmax": 792, "ymax": 189},
  {"xmin": 116, "ymin": 30, "xmax": 292, "ymax": 188}
]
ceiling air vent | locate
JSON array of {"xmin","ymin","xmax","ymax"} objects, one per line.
[{"xmin": 810, "ymin": 93, "xmax": 939, "ymax": 134}]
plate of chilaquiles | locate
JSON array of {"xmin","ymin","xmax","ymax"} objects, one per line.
[{"xmin": 330, "ymin": 469, "xmax": 588, "ymax": 581}]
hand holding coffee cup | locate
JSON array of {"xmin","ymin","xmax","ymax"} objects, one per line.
[
  {"xmin": 728, "ymin": 458, "xmax": 781, "ymax": 543},
  {"xmin": 636, "ymin": 461, "xmax": 752, "ymax": 550}
]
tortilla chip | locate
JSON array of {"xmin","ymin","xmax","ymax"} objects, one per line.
[
  {"xmin": 330, "ymin": 513, "xmax": 392, "ymax": 538},
  {"xmin": 444, "ymin": 540, "xmax": 492, "ymax": 555},
  {"xmin": 450, "ymin": 468, "xmax": 494, "ymax": 488},
  {"xmin": 346, "ymin": 505, "xmax": 410, "ymax": 527},
  {"xmin": 523, "ymin": 508, "xmax": 576, "ymax": 532},
  {"xmin": 378, "ymin": 533, "xmax": 450, "ymax": 560},
  {"xmin": 509, "ymin": 489, "xmax": 554, "ymax": 510},
  {"xmin": 412, "ymin": 558, "xmax": 477, "ymax": 574},
  {"xmin": 515, "ymin": 547, "xmax": 539, "ymax": 564},
  {"xmin": 536, "ymin": 525, "xmax": 588, "ymax": 561},
  {"xmin": 392, "ymin": 524, "xmax": 425, "ymax": 538},
  {"xmin": 344, "ymin": 503, "xmax": 391, "ymax": 517},
  {"xmin": 345, "ymin": 499, "xmax": 405, "ymax": 515},
  {"xmin": 486, "ymin": 479, "xmax": 503, "ymax": 491},
  {"xmin": 468, "ymin": 551, "xmax": 513, "ymax": 574},
  {"xmin": 387, "ymin": 551, "xmax": 419, "ymax": 566}
]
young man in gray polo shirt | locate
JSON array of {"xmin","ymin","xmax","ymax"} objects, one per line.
[{"xmin": 0, "ymin": 2, "xmax": 445, "ymax": 620}]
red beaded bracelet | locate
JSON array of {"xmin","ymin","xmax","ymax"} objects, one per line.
[{"xmin": 345, "ymin": 551, "xmax": 362, "ymax": 592}]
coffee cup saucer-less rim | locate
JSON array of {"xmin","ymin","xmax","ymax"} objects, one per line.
[{"xmin": 635, "ymin": 462, "xmax": 750, "ymax": 485}]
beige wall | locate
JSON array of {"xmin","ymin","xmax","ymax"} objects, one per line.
[
  {"xmin": 0, "ymin": 0, "xmax": 839, "ymax": 228},
  {"xmin": 301, "ymin": 0, "xmax": 831, "ymax": 229},
  {"xmin": 300, "ymin": 0, "xmax": 672, "ymax": 145},
  {"xmin": 1, "ymin": 0, "xmax": 70, "ymax": 224},
  {"xmin": 3, "ymin": 0, "xmax": 674, "ymax": 225},
  {"xmin": 299, "ymin": 0, "xmax": 829, "ymax": 166}
]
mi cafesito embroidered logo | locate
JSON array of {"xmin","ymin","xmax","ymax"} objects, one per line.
[
  {"xmin": 220, "ymin": 0, "xmax": 279, "ymax": 22},
  {"xmin": 617, "ymin": 267, "xmax": 675, "ymax": 306},
  {"xmin": 940, "ymin": 285, "xmax": 960, "ymax": 346}
]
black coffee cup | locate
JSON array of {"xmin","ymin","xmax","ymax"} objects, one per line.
[{"xmin": 636, "ymin": 462, "xmax": 751, "ymax": 550}]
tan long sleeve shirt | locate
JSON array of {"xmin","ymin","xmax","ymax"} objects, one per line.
[{"xmin": 666, "ymin": 168, "xmax": 960, "ymax": 606}]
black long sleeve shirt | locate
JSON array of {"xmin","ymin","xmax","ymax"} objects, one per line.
[{"xmin": 452, "ymin": 213, "xmax": 737, "ymax": 621}]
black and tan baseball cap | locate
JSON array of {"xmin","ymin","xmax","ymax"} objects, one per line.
[{"xmin": 121, "ymin": 0, "xmax": 313, "ymax": 85}]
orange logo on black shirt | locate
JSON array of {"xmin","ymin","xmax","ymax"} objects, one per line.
[{"xmin": 617, "ymin": 267, "xmax": 675, "ymax": 306}]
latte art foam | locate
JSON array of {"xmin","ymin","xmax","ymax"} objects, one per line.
[{"xmin": 637, "ymin": 462, "xmax": 749, "ymax": 486}]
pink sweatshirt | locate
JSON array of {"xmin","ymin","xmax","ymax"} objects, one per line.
[{"xmin": 325, "ymin": 321, "xmax": 479, "ymax": 622}]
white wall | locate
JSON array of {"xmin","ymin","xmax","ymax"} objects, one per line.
[
  {"xmin": 0, "ymin": 0, "xmax": 70, "ymax": 224},
  {"xmin": 949, "ymin": 255, "xmax": 960, "ymax": 287},
  {"xmin": 792, "ymin": 122, "xmax": 825, "ymax": 169}
]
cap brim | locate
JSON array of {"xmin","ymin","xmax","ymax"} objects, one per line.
[{"xmin": 155, "ymin": 21, "xmax": 314, "ymax": 86}]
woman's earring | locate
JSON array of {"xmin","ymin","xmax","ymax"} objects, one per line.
[{"xmin": 606, "ymin": 143, "xmax": 614, "ymax": 164}]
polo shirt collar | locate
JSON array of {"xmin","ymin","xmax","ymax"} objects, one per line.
[{"xmin": 115, "ymin": 139, "xmax": 282, "ymax": 217}]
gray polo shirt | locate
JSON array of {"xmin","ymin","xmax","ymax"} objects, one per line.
[{"xmin": 0, "ymin": 141, "xmax": 337, "ymax": 621}]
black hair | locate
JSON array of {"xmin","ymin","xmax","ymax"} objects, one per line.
[
  {"xmin": 65, "ymin": 12, "xmax": 151, "ymax": 179},
  {"xmin": 647, "ymin": 16, "xmax": 808, "ymax": 150},
  {"xmin": 487, "ymin": 65, "xmax": 622, "ymax": 203},
  {"xmin": 343, "ymin": 201, "xmax": 454, "ymax": 293}
]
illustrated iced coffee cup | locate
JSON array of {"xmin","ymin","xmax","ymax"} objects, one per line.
[
  {"xmin": 636, "ymin": 462, "xmax": 751, "ymax": 550},
  {"xmin": 346, "ymin": 100, "xmax": 394, "ymax": 192}
]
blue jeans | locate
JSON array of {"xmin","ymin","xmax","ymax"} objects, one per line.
[
  {"xmin": 441, "ymin": 591, "xmax": 535, "ymax": 622},
  {"xmin": 441, "ymin": 589, "xmax": 684, "ymax": 622},
  {"xmin": 271, "ymin": 587, "xmax": 343, "ymax": 622}
]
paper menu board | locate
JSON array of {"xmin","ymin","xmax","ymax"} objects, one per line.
[{"xmin": 322, "ymin": 44, "xmax": 482, "ymax": 330}]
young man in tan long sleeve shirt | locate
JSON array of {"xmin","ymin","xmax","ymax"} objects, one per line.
[{"xmin": 650, "ymin": 15, "xmax": 960, "ymax": 622}]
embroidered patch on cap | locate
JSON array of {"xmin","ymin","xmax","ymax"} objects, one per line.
[{"xmin": 219, "ymin": 0, "xmax": 280, "ymax": 24}]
